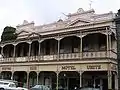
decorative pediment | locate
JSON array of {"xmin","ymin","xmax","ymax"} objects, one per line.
[
  {"xmin": 68, "ymin": 18, "xmax": 91, "ymax": 26},
  {"xmin": 17, "ymin": 30, "xmax": 29, "ymax": 36},
  {"xmin": 28, "ymin": 32, "xmax": 41, "ymax": 38}
]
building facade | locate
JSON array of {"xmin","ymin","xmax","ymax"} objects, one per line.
[
  {"xmin": 0, "ymin": 8, "xmax": 118, "ymax": 90},
  {"xmin": 115, "ymin": 9, "xmax": 120, "ymax": 89}
]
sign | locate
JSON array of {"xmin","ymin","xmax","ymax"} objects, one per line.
[
  {"xmin": 30, "ymin": 66, "xmax": 37, "ymax": 70},
  {"xmin": 61, "ymin": 65, "xmax": 76, "ymax": 70},
  {"xmin": 87, "ymin": 65, "xmax": 101, "ymax": 69},
  {"xmin": 2, "ymin": 67, "xmax": 11, "ymax": 70}
]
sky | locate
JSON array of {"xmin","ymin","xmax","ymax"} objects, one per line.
[{"xmin": 0, "ymin": 0, "xmax": 120, "ymax": 36}]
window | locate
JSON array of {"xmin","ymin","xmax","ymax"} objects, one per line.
[
  {"xmin": 0, "ymin": 82, "xmax": 4, "ymax": 85},
  {"xmin": 4, "ymin": 83, "xmax": 9, "ymax": 85},
  {"xmin": 9, "ymin": 84, "xmax": 16, "ymax": 87}
]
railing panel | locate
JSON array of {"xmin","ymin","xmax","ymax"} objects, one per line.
[
  {"xmin": 0, "ymin": 58, "xmax": 4, "ymax": 62},
  {"xmin": 59, "ymin": 53, "xmax": 80, "ymax": 60},
  {"xmin": 29, "ymin": 56, "xmax": 39, "ymax": 61},
  {"xmin": 15, "ymin": 57, "xmax": 28, "ymax": 62},
  {"xmin": 0, "ymin": 57, "xmax": 14, "ymax": 62},
  {"xmin": 82, "ymin": 51, "xmax": 107, "ymax": 58},
  {"xmin": 5, "ymin": 58, "xmax": 14, "ymax": 62},
  {"xmin": 110, "ymin": 51, "xmax": 117, "ymax": 59},
  {"xmin": 41, "ymin": 55, "xmax": 57, "ymax": 60}
]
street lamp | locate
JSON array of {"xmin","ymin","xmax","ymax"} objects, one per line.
[
  {"xmin": 92, "ymin": 76, "xmax": 96, "ymax": 88},
  {"xmin": 63, "ymin": 73, "xmax": 66, "ymax": 90}
]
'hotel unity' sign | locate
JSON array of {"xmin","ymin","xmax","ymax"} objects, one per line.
[
  {"xmin": 61, "ymin": 65, "xmax": 76, "ymax": 70},
  {"xmin": 87, "ymin": 65, "xmax": 101, "ymax": 69}
]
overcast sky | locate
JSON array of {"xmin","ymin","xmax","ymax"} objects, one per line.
[{"xmin": 0, "ymin": 0, "xmax": 120, "ymax": 36}]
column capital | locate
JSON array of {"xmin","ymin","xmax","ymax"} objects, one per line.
[
  {"xmin": 55, "ymin": 37, "xmax": 62, "ymax": 41},
  {"xmin": 107, "ymin": 71, "xmax": 112, "ymax": 76},
  {"xmin": 38, "ymin": 39, "xmax": 44, "ymax": 43},
  {"xmin": 1, "ymin": 45, "xmax": 4, "ymax": 48},
  {"xmin": 27, "ymin": 71, "xmax": 30, "ymax": 74},
  {"xmin": 38, "ymin": 40, "xmax": 41, "ymax": 43},
  {"xmin": 11, "ymin": 71, "xmax": 14, "ymax": 73},
  {"xmin": 13, "ymin": 43, "xmax": 17, "ymax": 46},
  {"xmin": 107, "ymin": 74, "xmax": 112, "ymax": 77},
  {"xmin": 78, "ymin": 35, "xmax": 86, "ymax": 38},
  {"xmin": 55, "ymin": 71, "xmax": 60, "ymax": 75},
  {"xmin": 36, "ymin": 71, "xmax": 40, "ymax": 74},
  {"xmin": 78, "ymin": 71, "xmax": 84, "ymax": 75},
  {"xmin": 27, "ymin": 41, "xmax": 32, "ymax": 44},
  {"xmin": 105, "ymin": 27, "xmax": 112, "ymax": 35}
]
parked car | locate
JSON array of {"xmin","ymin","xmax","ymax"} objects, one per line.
[
  {"xmin": 0, "ymin": 79, "xmax": 28, "ymax": 90},
  {"xmin": 30, "ymin": 85, "xmax": 50, "ymax": 90}
]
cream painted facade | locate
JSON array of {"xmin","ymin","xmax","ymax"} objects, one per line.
[
  {"xmin": 0, "ymin": 8, "xmax": 118, "ymax": 90},
  {"xmin": 0, "ymin": 62, "xmax": 117, "ymax": 72}
]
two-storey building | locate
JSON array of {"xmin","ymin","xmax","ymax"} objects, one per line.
[{"xmin": 0, "ymin": 8, "xmax": 118, "ymax": 90}]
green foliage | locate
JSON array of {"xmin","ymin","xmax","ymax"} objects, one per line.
[
  {"xmin": 1, "ymin": 26, "xmax": 17, "ymax": 42},
  {"xmin": 118, "ymin": 9, "xmax": 120, "ymax": 16}
]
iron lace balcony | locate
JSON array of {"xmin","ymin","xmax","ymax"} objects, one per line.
[{"xmin": 0, "ymin": 50, "xmax": 117, "ymax": 63}]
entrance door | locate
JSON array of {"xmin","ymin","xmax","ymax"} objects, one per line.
[
  {"xmin": 69, "ymin": 78, "xmax": 79, "ymax": 90},
  {"xmin": 59, "ymin": 71, "xmax": 80, "ymax": 90},
  {"xmin": 103, "ymin": 79, "xmax": 108, "ymax": 90}
]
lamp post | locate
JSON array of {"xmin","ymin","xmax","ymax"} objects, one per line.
[
  {"xmin": 63, "ymin": 73, "xmax": 66, "ymax": 90},
  {"xmin": 93, "ymin": 77, "xmax": 95, "ymax": 88},
  {"xmin": 92, "ymin": 76, "xmax": 96, "ymax": 88}
]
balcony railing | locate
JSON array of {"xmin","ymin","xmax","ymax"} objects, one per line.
[
  {"xmin": 109, "ymin": 50, "xmax": 117, "ymax": 59},
  {"xmin": 29, "ymin": 56, "xmax": 39, "ymax": 61},
  {"xmin": 59, "ymin": 53, "xmax": 80, "ymax": 60},
  {"xmin": 0, "ymin": 57, "xmax": 14, "ymax": 62},
  {"xmin": 82, "ymin": 51, "xmax": 107, "ymax": 58},
  {"xmin": 0, "ymin": 50, "xmax": 117, "ymax": 63},
  {"xmin": 15, "ymin": 57, "xmax": 28, "ymax": 62},
  {"xmin": 40, "ymin": 55, "xmax": 57, "ymax": 60}
]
